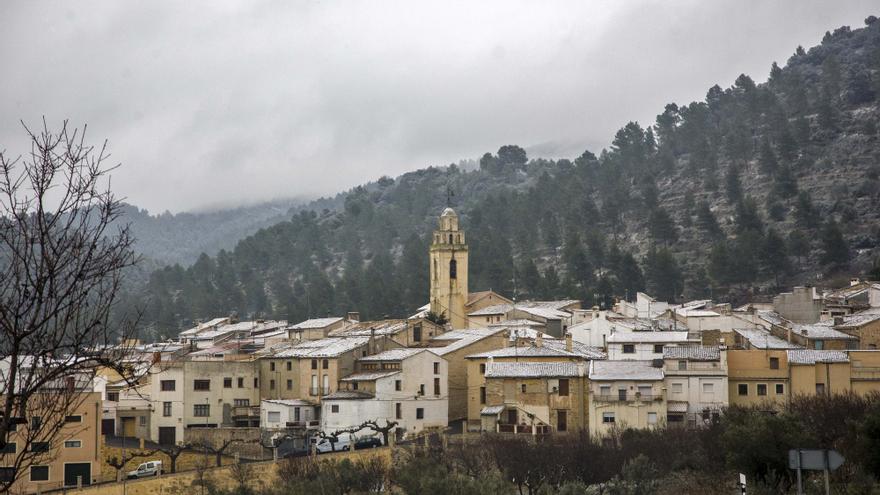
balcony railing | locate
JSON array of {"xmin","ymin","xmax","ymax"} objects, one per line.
[
  {"xmin": 497, "ymin": 423, "xmax": 552, "ymax": 435},
  {"xmin": 231, "ymin": 405, "xmax": 260, "ymax": 418},
  {"xmin": 286, "ymin": 420, "xmax": 320, "ymax": 429},
  {"xmin": 594, "ymin": 394, "xmax": 662, "ymax": 402},
  {"xmin": 309, "ymin": 387, "xmax": 331, "ymax": 396}
]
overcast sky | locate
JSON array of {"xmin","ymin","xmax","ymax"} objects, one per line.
[{"xmin": 1, "ymin": 1, "xmax": 875, "ymax": 213}]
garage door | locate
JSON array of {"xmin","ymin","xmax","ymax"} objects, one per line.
[
  {"xmin": 158, "ymin": 427, "xmax": 176, "ymax": 446},
  {"xmin": 64, "ymin": 463, "xmax": 91, "ymax": 487}
]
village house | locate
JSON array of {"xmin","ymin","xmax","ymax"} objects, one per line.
[
  {"xmin": 321, "ymin": 348, "xmax": 448, "ymax": 439},
  {"xmin": 260, "ymin": 399, "xmax": 318, "ymax": 430},
  {"xmin": 833, "ymin": 312, "xmax": 880, "ymax": 349},
  {"xmin": 568, "ymin": 308, "xmax": 679, "ymax": 348},
  {"xmin": 286, "ymin": 316, "xmax": 347, "ymax": 340},
  {"xmin": 588, "ymin": 360, "xmax": 665, "ymax": 435},
  {"xmin": 605, "ymin": 331, "xmax": 691, "ymax": 360},
  {"xmin": 773, "ymin": 286, "xmax": 823, "ymax": 324},
  {"xmin": 328, "ymin": 318, "xmax": 445, "ymax": 347},
  {"xmin": 726, "ymin": 349, "xmax": 790, "ymax": 407},
  {"xmin": 467, "ymin": 301, "xmax": 579, "ymax": 337},
  {"xmin": 663, "ymin": 346, "xmax": 728, "ymax": 427},
  {"xmin": 732, "ymin": 327, "xmax": 801, "ymax": 350}
]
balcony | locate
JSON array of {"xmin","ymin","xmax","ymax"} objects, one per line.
[
  {"xmin": 285, "ymin": 420, "xmax": 320, "ymax": 429},
  {"xmin": 497, "ymin": 423, "xmax": 552, "ymax": 435},
  {"xmin": 593, "ymin": 394, "xmax": 663, "ymax": 403},
  {"xmin": 309, "ymin": 387, "xmax": 330, "ymax": 396},
  {"xmin": 231, "ymin": 405, "xmax": 260, "ymax": 418}
]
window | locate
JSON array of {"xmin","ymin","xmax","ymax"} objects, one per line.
[
  {"xmin": 702, "ymin": 383, "xmax": 714, "ymax": 394},
  {"xmin": 233, "ymin": 399, "xmax": 250, "ymax": 407},
  {"xmin": 65, "ymin": 415, "xmax": 82, "ymax": 423},
  {"xmin": 776, "ymin": 383, "xmax": 785, "ymax": 395},
  {"xmin": 311, "ymin": 359, "xmax": 317, "ymax": 370},
  {"xmin": 238, "ymin": 377, "xmax": 244, "ymax": 388},
  {"xmin": 558, "ymin": 379, "xmax": 569, "ymax": 397},
  {"xmin": 479, "ymin": 363, "xmax": 486, "ymax": 374},
  {"xmin": 64, "ymin": 440, "xmax": 82, "ymax": 448},
  {"xmin": 322, "ymin": 359, "xmax": 329, "ymax": 370},
  {"xmin": 395, "ymin": 403, "xmax": 402, "ymax": 419},
  {"xmin": 671, "ymin": 383, "xmax": 683, "ymax": 394},
  {"xmin": 0, "ymin": 468, "xmax": 13, "ymax": 482},
  {"xmin": 434, "ymin": 362, "xmax": 439, "ymax": 374},
  {"xmin": 815, "ymin": 341, "xmax": 824, "ymax": 350},
  {"xmin": 677, "ymin": 360, "xmax": 687, "ymax": 371},
  {"xmin": 331, "ymin": 405, "xmax": 339, "ymax": 413},
  {"xmin": 618, "ymin": 388, "xmax": 627, "ymax": 401},
  {"xmin": 769, "ymin": 357, "xmax": 779, "ymax": 370},
  {"xmin": 352, "ymin": 382, "xmax": 359, "ymax": 390},
  {"xmin": 416, "ymin": 408, "xmax": 424, "ymax": 419},
  {"xmin": 647, "ymin": 412, "xmax": 658, "ymax": 425},
  {"xmin": 419, "ymin": 384, "xmax": 425, "ymax": 396},
  {"xmin": 816, "ymin": 383, "xmax": 826, "ymax": 395},
  {"xmin": 0, "ymin": 442, "xmax": 15, "ymax": 454},
  {"xmin": 413, "ymin": 325, "xmax": 422, "ymax": 342},
  {"xmin": 30, "ymin": 465, "xmax": 49, "ymax": 481},
  {"xmin": 738, "ymin": 384, "xmax": 748, "ymax": 396},
  {"xmin": 286, "ymin": 361, "xmax": 292, "ymax": 371},
  {"xmin": 31, "ymin": 442, "xmax": 50, "ymax": 453},
  {"xmin": 667, "ymin": 413, "xmax": 684, "ymax": 423},
  {"xmin": 194, "ymin": 404, "xmax": 210, "ymax": 417},
  {"xmin": 435, "ymin": 378, "xmax": 441, "ymax": 396},
  {"xmin": 287, "ymin": 379, "xmax": 293, "ymax": 391},
  {"xmin": 653, "ymin": 344, "xmax": 664, "ymax": 354},
  {"xmin": 599, "ymin": 385, "xmax": 611, "ymax": 396},
  {"xmin": 139, "ymin": 416, "xmax": 146, "ymax": 426},
  {"xmin": 450, "ymin": 259, "xmax": 457, "ymax": 279},
  {"xmin": 270, "ymin": 379, "xmax": 276, "ymax": 390},
  {"xmin": 311, "ymin": 375, "xmax": 318, "ymax": 394},
  {"xmin": 163, "ymin": 402, "xmax": 172, "ymax": 417},
  {"xmin": 323, "ymin": 375, "xmax": 329, "ymax": 393},
  {"xmin": 602, "ymin": 412, "xmax": 615, "ymax": 424},
  {"xmin": 480, "ymin": 387, "xmax": 486, "ymax": 404},
  {"xmin": 521, "ymin": 383, "xmax": 527, "ymax": 393},
  {"xmin": 267, "ymin": 411, "xmax": 281, "ymax": 423},
  {"xmin": 254, "ymin": 378, "xmax": 259, "ymax": 388},
  {"xmin": 623, "ymin": 344, "xmax": 635, "ymax": 354},
  {"xmin": 160, "ymin": 380, "xmax": 176, "ymax": 391},
  {"xmin": 31, "ymin": 416, "xmax": 41, "ymax": 429},
  {"xmin": 193, "ymin": 379, "xmax": 210, "ymax": 391},
  {"xmin": 270, "ymin": 362, "xmax": 276, "ymax": 372},
  {"xmin": 223, "ymin": 377, "xmax": 232, "ymax": 388},
  {"xmin": 395, "ymin": 380, "xmax": 402, "ymax": 391},
  {"xmin": 757, "ymin": 384, "xmax": 767, "ymax": 396},
  {"xmin": 107, "ymin": 392, "xmax": 119, "ymax": 402}
]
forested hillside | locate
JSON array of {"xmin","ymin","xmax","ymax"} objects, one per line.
[{"xmin": 126, "ymin": 18, "xmax": 880, "ymax": 340}]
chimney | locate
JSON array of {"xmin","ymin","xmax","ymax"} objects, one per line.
[
  {"xmin": 535, "ymin": 333, "xmax": 543, "ymax": 348},
  {"xmin": 565, "ymin": 332, "xmax": 573, "ymax": 352},
  {"xmin": 369, "ymin": 327, "xmax": 376, "ymax": 354},
  {"xmin": 347, "ymin": 311, "xmax": 360, "ymax": 323},
  {"xmin": 851, "ymin": 278, "xmax": 860, "ymax": 287},
  {"xmin": 592, "ymin": 306, "xmax": 599, "ymax": 320}
]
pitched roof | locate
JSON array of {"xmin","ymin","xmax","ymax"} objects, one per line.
[
  {"xmin": 606, "ymin": 331, "xmax": 690, "ymax": 343},
  {"xmin": 467, "ymin": 340, "xmax": 605, "ymax": 360},
  {"xmin": 328, "ymin": 320, "xmax": 409, "ymax": 337},
  {"xmin": 468, "ymin": 303, "xmax": 514, "ymax": 316},
  {"xmin": 289, "ymin": 317, "xmax": 344, "ymax": 329},
  {"xmin": 835, "ymin": 313, "xmax": 880, "ymax": 328},
  {"xmin": 480, "ymin": 405, "xmax": 505, "ymax": 415},
  {"xmin": 321, "ymin": 390, "xmax": 374, "ymax": 400},
  {"xmin": 430, "ymin": 328, "xmax": 505, "ymax": 356},
  {"xmin": 357, "ymin": 348, "xmax": 428, "ymax": 362},
  {"xmin": 466, "ymin": 290, "xmax": 512, "ymax": 307},
  {"xmin": 733, "ymin": 328, "xmax": 800, "ymax": 350},
  {"xmin": 485, "ymin": 361, "xmax": 584, "ymax": 378},
  {"xmin": 589, "ymin": 360, "xmax": 664, "ymax": 381},
  {"xmin": 790, "ymin": 323, "xmax": 857, "ymax": 340},
  {"xmin": 663, "ymin": 346, "xmax": 721, "ymax": 361},
  {"xmin": 262, "ymin": 399, "xmax": 315, "ymax": 407},
  {"xmin": 262, "ymin": 337, "xmax": 370, "ymax": 358},
  {"xmin": 340, "ymin": 370, "xmax": 401, "ymax": 381},
  {"xmin": 787, "ymin": 349, "xmax": 850, "ymax": 365}
]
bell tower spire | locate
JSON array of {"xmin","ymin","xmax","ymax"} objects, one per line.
[{"xmin": 429, "ymin": 207, "xmax": 468, "ymax": 329}]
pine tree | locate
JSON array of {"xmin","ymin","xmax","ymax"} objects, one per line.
[
  {"xmin": 820, "ymin": 219, "xmax": 850, "ymax": 268},
  {"xmin": 760, "ymin": 228, "xmax": 791, "ymax": 287},
  {"xmin": 644, "ymin": 246, "xmax": 682, "ymax": 302},
  {"xmin": 726, "ymin": 164, "xmax": 743, "ymax": 204},
  {"xmin": 758, "ymin": 138, "xmax": 778, "ymax": 175},
  {"xmin": 696, "ymin": 202, "xmax": 723, "ymax": 238},
  {"xmin": 649, "ymin": 207, "xmax": 678, "ymax": 246}
]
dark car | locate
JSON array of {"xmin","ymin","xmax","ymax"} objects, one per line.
[{"xmin": 354, "ymin": 437, "xmax": 382, "ymax": 450}]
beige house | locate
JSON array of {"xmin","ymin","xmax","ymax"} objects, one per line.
[
  {"xmin": 287, "ymin": 317, "xmax": 347, "ymax": 341},
  {"xmin": 328, "ymin": 318, "xmax": 444, "ymax": 348},
  {"xmin": 588, "ymin": 360, "xmax": 666, "ymax": 435},
  {"xmin": 663, "ymin": 346, "xmax": 728, "ymax": 427},
  {"xmin": 149, "ymin": 359, "xmax": 260, "ymax": 446},
  {"xmin": 834, "ymin": 313, "xmax": 880, "ymax": 349},
  {"xmin": 1, "ymin": 392, "xmax": 103, "ymax": 493},
  {"xmin": 726, "ymin": 349, "xmax": 790, "ymax": 407}
]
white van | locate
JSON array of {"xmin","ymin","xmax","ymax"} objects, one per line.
[
  {"xmin": 127, "ymin": 460, "xmax": 162, "ymax": 479},
  {"xmin": 311, "ymin": 433, "xmax": 353, "ymax": 454}
]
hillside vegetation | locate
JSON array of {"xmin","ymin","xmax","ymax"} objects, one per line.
[{"xmin": 125, "ymin": 18, "xmax": 880, "ymax": 339}]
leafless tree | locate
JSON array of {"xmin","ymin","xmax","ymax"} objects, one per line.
[
  {"xmin": 0, "ymin": 119, "xmax": 141, "ymax": 490},
  {"xmin": 154, "ymin": 442, "xmax": 192, "ymax": 473},
  {"xmin": 106, "ymin": 448, "xmax": 158, "ymax": 482},
  {"xmin": 361, "ymin": 419, "xmax": 398, "ymax": 446},
  {"xmin": 193, "ymin": 437, "xmax": 256, "ymax": 467}
]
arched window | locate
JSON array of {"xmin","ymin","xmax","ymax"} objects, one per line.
[
  {"xmin": 433, "ymin": 259, "xmax": 438, "ymax": 280},
  {"xmin": 450, "ymin": 259, "xmax": 457, "ymax": 279},
  {"xmin": 448, "ymin": 234, "xmax": 453, "ymax": 244}
]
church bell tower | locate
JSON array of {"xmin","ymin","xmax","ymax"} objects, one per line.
[{"xmin": 429, "ymin": 207, "xmax": 468, "ymax": 329}]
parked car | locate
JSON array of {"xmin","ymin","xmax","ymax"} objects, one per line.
[
  {"xmin": 312, "ymin": 433, "xmax": 353, "ymax": 454},
  {"xmin": 354, "ymin": 436, "xmax": 382, "ymax": 450},
  {"xmin": 127, "ymin": 460, "xmax": 162, "ymax": 479}
]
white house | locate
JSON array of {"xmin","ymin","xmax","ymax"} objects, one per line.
[
  {"xmin": 606, "ymin": 332, "xmax": 691, "ymax": 360},
  {"xmin": 320, "ymin": 348, "xmax": 448, "ymax": 439},
  {"xmin": 662, "ymin": 346, "xmax": 728, "ymax": 427},
  {"xmin": 261, "ymin": 399, "xmax": 318, "ymax": 429}
]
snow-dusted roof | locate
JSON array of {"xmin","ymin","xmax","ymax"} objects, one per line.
[
  {"xmin": 663, "ymin": 346, "xmax": 721, "ymax": 361},
  {"xmin": 262, "ymin": 399, "xmax": 315, "ymax": 407},
  {"xmin": 466, "ymin": 340, "xmax": 605, "ymax": 360},
  {"xmin": 589, "ymin": 360, "xmax": 664, "ymax": 381},
  {"xmin": 329, "ymin": 320, "xmax": 409, "ymax": 337},
  {"xmin": 733, "ymin": 328, "xmax": 800, "ymax": 350},
  {"xmin": 480, "ymin": 405, "xmax": 505, "ymax": 415},
  {"xmin": 289, "ymin": 317, "xmax": 344, "ymax": 330},
  {"xmin": 358, "ymin": 348, "xmax": 427, "ymax": 362},
  {"xmin": 517, "ymin": 306, "xmax": 570, "ymax": 320},
  {"xmin": 264, "ymin": 337, "xmax": 371, "ymax": 358},
  {"xmin": 489, "ymin": 319, "xmax": 544, "ymax": 328},
  {"xmin": 606, "ymin": 331, "xmax": 690, "ymax": 344},
  {"xmin": 485, "ymin": 361, "xmax": 584, "ymax": 378},
  {"xmin": 430, "ymin": 328, "xmax": 505, "ymax": 356},
  {"xmin": 787, "ymin": 350, "xmax": 850, "ymax": 365},
  {"xmin": 468, "ymin": 303, "xmax": 514, "ymax": 316},
  {"xmin": 757, "ymin": 310, "xmax": 789, "ymax": 327},
  {"xmin": 835, "ymin": 313, "xmax": 880, "ymax": 328},
  {"xmin": 322, "ymin": 390, "xmax": 374, "ymax": 400},
  {"xmin": 340, "ymin": 370, "xmax": 401, "ymax": 381},
  {"xmin": 790, "ymin": 324, "xmax": 857, "ymax": 340},
  {"xmin": 674, "ymin": 308, "xmax": 720, "ymax": 318}
]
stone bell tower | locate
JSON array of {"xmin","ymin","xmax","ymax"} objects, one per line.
[{"xmin": 429, "ymin": 207, "xmax": 468, "ymax": 329}]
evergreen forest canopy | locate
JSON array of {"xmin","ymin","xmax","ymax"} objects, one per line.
[{"xmin": 125, "ymin": 18, "xmax": 880, "ymax": 340}]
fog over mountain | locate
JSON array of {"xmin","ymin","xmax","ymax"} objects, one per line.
[{"xmin": 1, "ymin": 1, "xmax": 874, "ymax": 212}]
